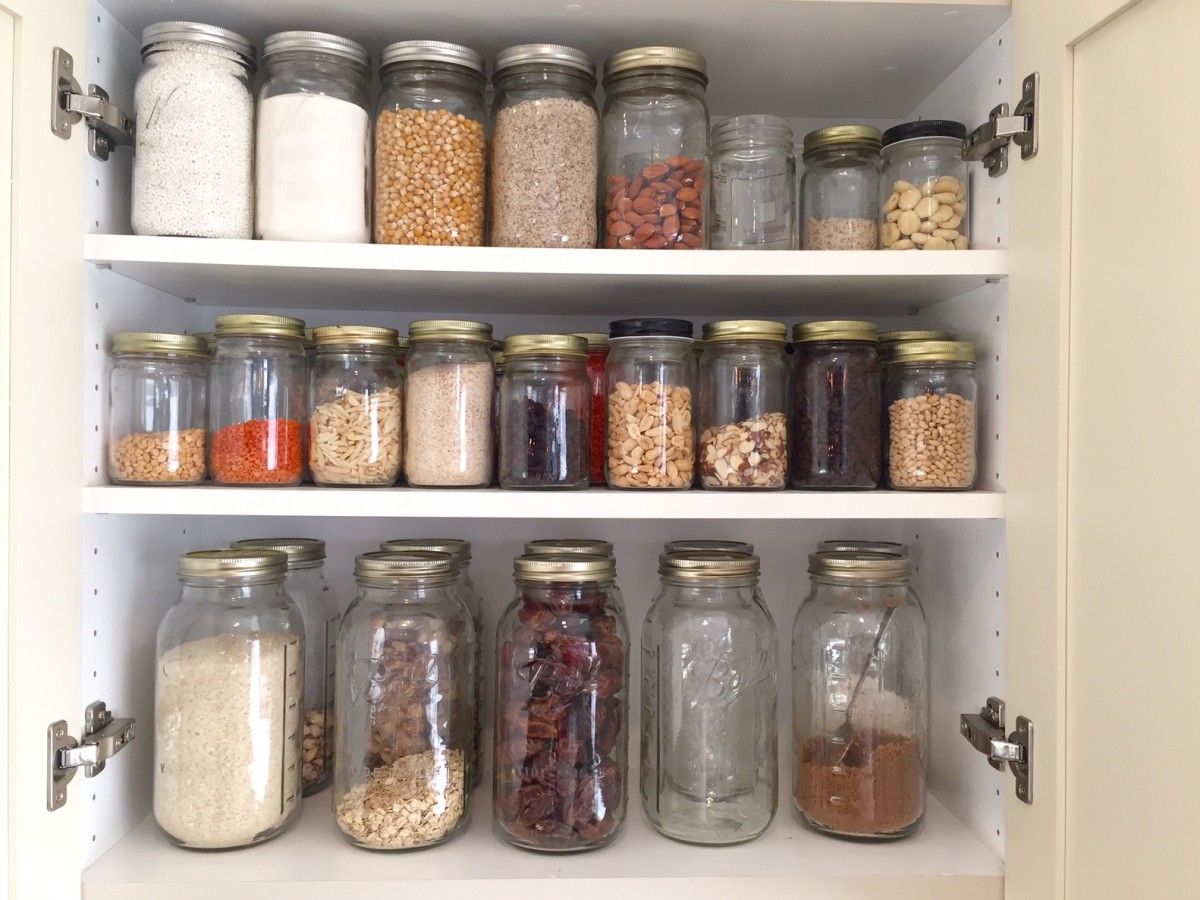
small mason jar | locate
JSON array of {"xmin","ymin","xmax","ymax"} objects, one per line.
[
  {"xmin": 132, "ymin": 22, "xmax": 256, "ymax": 238},
  {"xmin": 495, "ymin": 554, "xmax": 629, "ymax": 852},
  {"xmin": 404, "ymin": 320, "xmax": 495, "ymax": 487},
  {"xmin": 710, "ymin": 115, "xmax": 796, "ymax": 250},
  {"xmin": 606, "ymin": 319, "xmax": 696, "ymax": 489},
  {"xmin": 154, "ymin": 550, "xmax": 304, "ymax": 849},
  {"xmin": 664, "ymin": 539, "xmax": 754, "ymax": 554},
  {"xmin": 309, "ymin": 326, "xmax": 403, "ymax": 486},
  {"xmin": 698, "ymin": 320, "xmax": 789, "ymax": 489},
  {"xmin": 642, "ymin": 551, "xmax": 777, "ymax": 844},
  {"xmin": 375, "ymin": 41, "xmax": 487, "ymax": 246},
  {"xmin": 256, "ymin": 31, "xmax": 371, "ymax": 243},
  {"xmin": 885, "ymin": 340, "xmax": 978, "ymax": 490},
  {"xmin": 600, "ymin": 47, "xmax": 709, "ymax": 249},
  {"xmin": 231, "ymin": 538, "xmax": 340, "ymax": 795},
  {"xmin": 209, "ymin": 315, "xmax": 307, "ymax": 485},
  {"xmin": 491, "ymin": 45, "xmax": 598, "ymax": 248},
  {"xmin": 524, "ymin": 538, "xmax": 614, "ymax": 557},
  {"xmin": 880, "ymin": 120, "xmax": 969, "ymax": 251},
  {"xmin": 108, "ymin": 332, "xmax": 208, "ymax": 485},
  {"xmin": 500, "ymin": 334, "xmax": 590, "ymax": 489},
  {"xmin": 793, "ymin": 552, "xmax": 928, "ymax": 839},
  {"xmin": 570, "ymin": 333, "xmax": 610, "ymax": 485},
  {"xmin": 800, "ymin": 125, "xmax": 882, "ymax": 251},
  {"xmin": 334, "ymin": 551, "xmax": 475, "ymax": 850}
]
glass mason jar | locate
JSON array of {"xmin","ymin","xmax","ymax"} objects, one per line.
[
  {"xmin": 606, "ymin": 319, "xmax": 696, "ymax": 489},
  {"xmin": 154, "ymin": 550, "xmax": 304, "ymax": 849},
  {"xmin": 600, "ymin": 47, "xmax": 709, "ymax": 250},
  {"xmin": 404, "ymin": 320, "xmax": 495, "ymax": 487},
  {"xmin": 817, "ymin": 540, "xmax": 908, "ymax": 557},
  {"xmin": 880, "ymin": 120, "xmax": 969, "ymax": 251},
  {"xmin": 230, "ymin": 538, "xmax": 340, "ymax": 796},
  {"xmin": 500, "ymin": 334, "xmax": 590, "ymax": 489},
  {"xmin": 698, "ymin": 320, "xmax": 789, "ymax": 489},
  {"xmin": 334, "ymin": 551, "xmax": 474, "ymax": 849},
  {"xmin": 308, "ymin": 326, "xmax": 403, "ymax": 486},
  {"xmin": 642, "ymin": 551, "xmax": 777, "ymax": 843},
  {"xmin": 885, "ymin": 340, "xmax": 978, "ymax": 490},
  {"xmin": 256, "ymin": 32, "xmax": 371, "ymax": 243},
  {"xmin": 570, "ymin": 333, "xmax": 610, "ymax": 485},
  {"xmin": 108, "ymin": 332, "xmax": 208, "ymax": 485},
  {"xmin": 209, "ymin": 315, "xmax": 307, "ymax": 485},
  {"xmin": 375, "ymin": 41, "xmax": 486, "ymax": 246},
  {"xmin": 710, "ymin": 115, "xmax": 796, "ymax": 250},
  {"xmin": 132, "ymin": 22, "xmax": 255, "ymax": 238},
  {"xmin": 495, "ymin": 553, "xmax": 629, "ymax": 851},
  {"xmin": 524, "ymin": 539, "xmax": 615, "ymax": 557},
  {"xmin": 800, "ymin": 125, "xmax": 882, "ymax": 251},
  {"xmin": 664, "ymin": 539, "xmax": 754, "ymax": 554},
  {"xmin": 789, "ymin": 320, "xmax": 881, "ymax": 489},
  {"xmin": 491, "ymin": 45, "xmax": 598, "ymax": 248},
  {"xmin": 793, "ymin": 552, "xmax": 928, "ymax": 839}
]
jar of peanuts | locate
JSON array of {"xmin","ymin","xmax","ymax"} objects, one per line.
[
  {"xmin": 209, "ymin": 314, "xmax": 307, "ymax": 485},
  {"xmin": 108, "ymin": 332, "xmax": 208, "ymax": 485},
  {"xmin": 600, "ymin": 47, "xmax": 709, "ymax": 249},
  {"xmin": 799, "ymin": 125, "xmax": 882, "ymax": 251},
  {"xmin": 884, "ymin": 340, "xmax": 978, "ymax": 490},
  {"xmin": 711, "ymin": 115, "xmax": 796, "ymax": 250},
  {"xmin": 880, "ymin": 120, "xmax": 969, "ymax": 251},
  {"xmin": 374, "ymin": 41, "xmax": 487, "ymax": 247}
]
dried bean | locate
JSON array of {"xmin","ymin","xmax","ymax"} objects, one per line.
[
  {"xmin": 111, "ymin": 428, "xmax": 206, "ymax": 484},
  {"xmin": 887, "ymin": 391, "xmax": 976, "ymax": 489}
]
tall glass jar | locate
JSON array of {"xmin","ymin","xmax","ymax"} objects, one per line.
[
  {"xmin": 132, "ymin": 22, "xmax": 255, "ymax": 238},
  {"xmin": 642, "ymin": 551, "xmax": 777, "ymax": 844},
  {"xmin": 495, "ymin": 554, "xmax": 629, "ymax": 851},
  {"xmin": 308, "ymin": 326, "xmax": 403, "ymax": 486},
  {"xmin": 600, "ymin": 47, "xmax": 709, "ymax": 249},
  {"xmin": 108, "ymin": 332, "xmax": 208, "ymax": 484},
  {"xmin": 885, "ymin": 340, "xmax": 978, "ymax": 490},
  {"xmin": 500, "ymin": 334, "xmax": 590, "ymax": 489},
  {"xmin": 334, "ymin": 551, "xmax": 474, "ymax": 849},
  {"xmin": 404, "ymin": 319, "xmax": 495, "ymax": 487},
  {"xmin": 880, "ymin": 120, "xmax": 969, "ymax": 251},
  {"xmin": 605, "ymin": 318, "xmax": 696, "ymax": 489},
  {"xmin": 209, "ymin": 314, "xmax": 307, "ymax": 485},
  {"xmin": 491, "ymin": 45, "xmax": 598, "ymax": 248},
  {"xmin": 664, "ymin": 539, "xmax": 754, "ymax": 554},
  {"xmin": 789, "ymin": 320, "xmax": 881, "ymax": 489},
  {"xmin": 256, "ymin": 32, "xmax": 371, "ymax": 243},
  {"xmin": 710, "ymin": 115, "xmax": 796, "ymax": 250},
  {"xmin": 571, "ymin": 333, "xmax": 610, "ymax": 485},
  {"xmin": 374, "ymin": 42, "xmax": 486, "ymax": 246},
  {"xmin": 793, "ymin": 552, "xmax": 928, "ymax": 839},
  {"xmin": 230, "ymin": 538, "xmax": 340, "ymax": 795},
  {"xmin": 800, "ymin": 125, "xmax": 882, "ymax": 251},
  {"xmin": 698, "ymin": 320, "xmax": 789, "ymax": 489},
  {"xmin": 524, "ymin": 539, "xmax": 615, "ymax": 557},
  {"xmin": 154, "ymin": 550, "xmax": 304, "ymax": 849}
]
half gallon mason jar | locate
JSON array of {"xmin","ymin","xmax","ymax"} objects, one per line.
[
  {"xmin": 800, "ymin": 125, "xmax": 882, "ymax": 251},
  {"xmin": 880, "ymin": 120, "xmax": 969, "ymax": 250},
  {"xmin": 710, "ymin": 115, "xmax": 796, "ymax": 250}
]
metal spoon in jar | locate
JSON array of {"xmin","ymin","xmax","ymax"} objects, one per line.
[{"xmin": 829, "ymin": 601, "xmax": 898, "ymax": 767}]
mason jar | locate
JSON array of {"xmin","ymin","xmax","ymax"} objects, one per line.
[
  {"xmin": 606, "ymin": 319, "xmax": 696, "ymax": 489},
  {"xmin": 491, "ymin": 45, "xmax": 598, "ymax": 248},
  {"xmin": 571, "ymin": 333, "xmax": 610, "ymax": 485},
  {"xmin": 524, "ymin": 539, "xmax": 614, "ymax": 557},
  {"xmin": 256, "ymin": 31, "xmax": 371, "ymax": 243},
  {"xmin": 404, "ymin": 320, "xmax": 495, "ymax": 487},
  {"xmin": 132, "ymin": 22, "xmax": 255, "ymax": 238},
  {"xmin": 108, "ymin": 332, "xmax": 208, "ymax": 485},
  {"xmin": 800, "ymin": 125, "xmax": 882, "ymax": 251},
  {"xmin": 664, "ymin": 539, "xmax": 754, "ymax": 554},
  {"xmin": 334, "ymin": 551, "xmax": 474, "ymax": 849},
  {"xmin": 209, "ymin": 314, "xmax": 307, "ymax": 485},
  {"xmin": 495, "ymin": 554, "xmax": 629, "ymax": 852},
  {"xmin": 308, "ymin": 326, "xmax": 403, "ymax": 486},
  {"xmin": 154, "ymin": 550, "xmax": 304, "ymax": 849},
  {"xmin": 698, "ymin": 320, "xmax": 789, "ymax": 489},
  {"xmin": 793, "ymin": 552, "xmax": 928, "ymax": 839},
  {"xmin": 600, "ymin": 47, "xmax": 709, "ymax": 249},
  {"xmin": 880, "ymin": 120, "xmax": 969, "ymax": 250},
  {"xmin": 375, "ymin": 41, "xmax": 486, "ymax": 246},
  {"xmin": 710, "ymin": 115, "xmax": 796, "ymax": 250},
  {"xmin": 230, "ymin": 538, "xmax": 339, "ymax": 795}
]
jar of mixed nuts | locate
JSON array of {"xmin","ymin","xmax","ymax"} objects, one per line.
[
  {"xmin": 800, "ymin": 125, "xmax": 882, "ymax": 251},
  {"xmin": 880, "ymin": 120, "xmax": 969, "ymax": 250},
  {"xmin": 570, "ymin": 333, "xmax": 610, "ymax": 485},
  {"xmin": 710, "ymin": 115, "xmax": 796, "ymax": 250}
]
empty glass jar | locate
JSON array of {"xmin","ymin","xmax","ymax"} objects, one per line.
[
  {"xmin": 800, "ymin": 125, "xmax": 882, "ymax": 251},
  {"xmin": 710, "ymin": 115, "xmax": 796, "ymax": 250},
  {"xmin": 880, "ymin": 120, "xmax": 969, "ymax": 250}
]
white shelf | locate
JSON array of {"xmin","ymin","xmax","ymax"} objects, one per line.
[{"xmin": 84, "ymin": 236, "xmax": 1008, "ymax": 316}]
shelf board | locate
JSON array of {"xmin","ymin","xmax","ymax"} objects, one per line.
[{"xmin": 84, "ymin": 235, "xmax": 1008, "ymax": 316}]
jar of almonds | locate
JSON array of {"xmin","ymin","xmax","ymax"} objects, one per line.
[{"xmin": 880, "ymin": 120, "xmax": 969, "ymax": 250}]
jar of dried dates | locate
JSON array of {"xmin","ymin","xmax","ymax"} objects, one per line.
[
  {"xmin": 570, "ymin": 333, "xmax": 610, "ymax": 485},
  {"xmin": 494, "ymin": 553, "xmax": 629, "ymax": 852},
  {"xmin": 792, "ymin": 552, "xmax": 928, "ymax": 839}
]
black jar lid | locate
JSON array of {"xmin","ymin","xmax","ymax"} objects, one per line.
[
  {"xmin": 882, "ymin": 119, "xmax": 967, "ymax": 147},
  {"xmin": 609, "ymin": 318, "xmax": 693, "ymax": 339}
]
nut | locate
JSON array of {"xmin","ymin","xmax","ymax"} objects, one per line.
[
  {"xmin": 606, "ymin": 380, "xmax": 694, "ymax": 488},
  {"xmin": 887, "ymin": 391, "xmax": 976, "ymax": 489},
  {"xmin": 111, "ymin": 428, "xmax": 205, "ymax": 483},
  {"xmin": 881, "ymin": 175, "xmax": 968, "ymax": 250},
  {"xmin": 699, "ymin": 412, "xmax": 788, "ymax": 488},
  {"xmin": 603, "ymin": 157, "xmax": 705, "ymax": 249}
]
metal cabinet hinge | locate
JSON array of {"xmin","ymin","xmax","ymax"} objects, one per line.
[
  {"xmin": 50, "ymin": 47, "xmax": 134, "ymax": 161},
  {"xmin": 960, "ymin": 696, "xmax": 1033, "ymax": 804},
  {"xmin": 963, "ymin": 72, "xmax": 1039, "ymax": 178},
  {"xmin": 47, "ymin": 702, "xmax": 135, "ymax": 811}
]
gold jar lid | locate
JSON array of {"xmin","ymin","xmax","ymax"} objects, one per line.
[
  {"xmin": 408, "ymin": 319, "xmax": 493, "ymax": 343},
  {"xmin": 178, "ymin": 549, "xmax": 288, "ymax": 579},
  {"xmin": 570, "ymin": 332, "xmax": 610, "ymax": 349},
  {"xmin": 603, "ymin": 46, "xmax": 707, "ymax": 83},
  {"xmin": 664, "ymin": 539, "xmax": 755, "ymax": 554},
  {"xmin": 354, "ymin": 550, "xmax": 458, "ymax": 579},
  {"xmin": 791, "ymin": 320, "xmax": 878, "ymax": 343},
  {"xmin": 888, "ymin": 340, "xmax": 976, "ymax": 364},
  {"xmin": 523, "ymin": 539, "xmax": 614, "ymax": 558},
  {"xmin": 111, "ymin": 332, "xmax": 208, "ymax": 357},
  {"xmin": 802, "ymin": 125, "xmax": 883, "ymax": 158},
  {"xmin": 878, "ymin": 330, "xmax": 954, "ymax": 346},
  {"xmin": 312, "ymin": 325, "xmax": 400, "ymax": 348},
  {"xmin": 230, "ymin": 538, "xmax": 325, "ymax": 566},
  {"xmin": 702, "ymin": 320, "xmax": 788, "ymax": 343},
  {"xmin": 808, "ymin": 551, "xmax": 910, "ymax": 579},
  {"xmin": 380, "ymin": 538, "xmax": 471, "ymax": 564},
  {"xmin": 503, "ymin": 334, "xmax": 588, "ymax": 357},
  {"xmin": 514, "ymin": 553, "xmax": 616, "ymax": 582},
  {"xmin": 659, "ymin": 550, "xmax": 759, "ymax": 578},
  {"xmin": 215, "ymin": 314, "xmax": 306, "ymax": 339},
  {"xmin": 817, "ymin": 540, "xmax": 908, "ymax": 558}
]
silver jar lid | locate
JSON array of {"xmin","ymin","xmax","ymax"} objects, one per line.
[
  {"xmin": 354, "ymin": 550, "xmax": 458, "ymax": 579},
  {"xmin": 604, "ymin": 46, "xmax": 707, "ymax": 84},
  {"xmin": 524, "ymin": 539, "xmax": 614, "ymax": 558},
  {"xmin": 262, "ymin": 31, "xmax": 369, "ymax": 70},
  {"xmin": 664, "ymin": 539, "xmax": 755, "ymax": 554},
  {"xmin": 514, "ymin": 552, "xmax": 616, "ymax": 582},
  {"xmin": 659, "ymin": 550, "xmax": 760, "ymax": 579},
  {"xmin": 380, "ymin": 40, "xmax": 484, "ymax": 75},
  {"xmin": 380, "ymin": 538, "xmax": 472, "ymax": 565},
  {"xmin": 178, "ymin": 549, "xmax": 288, "ymax": 579},
  {"xmin": 808, "ymin": 551, "xmax": 911, "ymax": 580},
  {"xmin": 231, "ymin": 538, "xmax": 326, "ymax": 567},
  {"xmin": 141, "ymin": 21, "xmax": 256, "ymax": 66},
  {"xmin": 817, "ymin": 540, "xmax": 909, "ymax": 558},
  {"xmin": 494, "ymin": 43, "xmax": 595, "ymax": 78}
]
